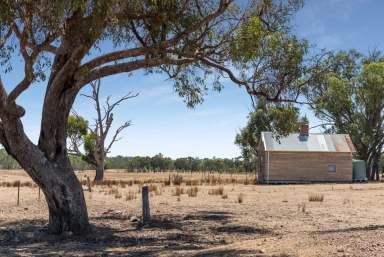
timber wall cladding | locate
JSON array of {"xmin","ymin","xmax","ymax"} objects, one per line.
[{"xmin": 265, "ymin": 151, "xmax": 353, "ymax": 181}]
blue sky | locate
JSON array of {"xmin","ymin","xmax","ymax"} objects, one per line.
[{"xmin": 3, "ymin": 0, "xmax": 384, "ymax": 158}]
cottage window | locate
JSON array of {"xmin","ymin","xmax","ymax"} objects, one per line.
[{"xmin": 327, "ymin": 164, "xmax": 337, "ymax": 173}]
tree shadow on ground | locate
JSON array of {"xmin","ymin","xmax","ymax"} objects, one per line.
[
  {"xmin": 317, "ymin": 224, "xmax": 384, "ymax": 234},
  {"xmin": 187, "ymin": 249, "xmax": 265, "ymax": 257},
  {"xmin": 187, "ymin": 249, "xmax": 295, "ymax": 257},
  {"xmin": 0, "ymin": 211, "xmax": 270, "ymax": 256},
  {"xmin": 214, "ymin": 225, "xmax": 271, "ymax": 235},
  {"xmin": 183, "ymin": 211, "xmax": 232, "ymax": 222}
]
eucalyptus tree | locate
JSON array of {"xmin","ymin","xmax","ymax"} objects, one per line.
[
  {"xmin": 306, "ymin": 50, "xmax": 384, "ymax": 180},
  {"xmin": 0, "ymin": 0, "xmax": 321, "ymax": 234},
  {"xmin": 68, "ymin": 79, "xmax": 137, "ymax": 181},
  {"xmin": 235, "ymin": 98, "xmax": 301, "ymax": 172}
]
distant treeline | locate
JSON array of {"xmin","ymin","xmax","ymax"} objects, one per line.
[
  {"xmin": 0, "ymin": 150, "xmax": 249, "ymax": 173},
  {"xmin": 108, "ymin": 154, "xmax": 245, "ymax": 172}
]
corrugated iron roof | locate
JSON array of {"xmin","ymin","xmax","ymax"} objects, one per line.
[{"xmin": 261, "ymin": 132, "xmax": 356, "ymax": 153}]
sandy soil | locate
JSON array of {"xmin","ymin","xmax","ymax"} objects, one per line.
[{"xmin": 1, "ymin": 170, "xmax": 384, "ymax": 257}]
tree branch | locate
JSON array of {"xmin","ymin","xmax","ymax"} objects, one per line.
[
  {"xmin": 105, "ymin": 121, "xmax": 131, "ymax": 154},
  {"xmin": 76, "ymin": 57, "xmax": 194, "ymax": 88}
]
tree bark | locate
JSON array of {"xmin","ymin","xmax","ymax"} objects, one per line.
[
  {"xmin": 94, "ymin": 161, "xmax": 105, "ymax": 181},
  {"xmin": 0, "ymin": 114, "xmax": 89, "ymax": 235},
  {"xmin": 44, "ymin": 162, "xmax": 89, "ymax": 234}
]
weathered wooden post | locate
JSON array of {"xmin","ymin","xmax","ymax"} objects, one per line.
[
  {"xmin": 142, "ymin": 186, "xmax": 150, "ymax": 224},
  {"xmin": 87, "ymin": 176, "xmax": 92, "ymax": 192},
  {"xmin": 16, "ymin": 181, "xmax": 20, "ymax": 206}
]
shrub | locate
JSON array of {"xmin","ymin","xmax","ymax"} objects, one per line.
[
  {"xmin": 221, "ymin": 193, "xmax": 228, "ymax": 199},
  {"xmin": 308, "ymin": 193, "xmax": 324, "ymax": 202}
]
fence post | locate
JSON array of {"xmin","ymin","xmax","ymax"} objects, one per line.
[
  {"xmin": 87, "ymin": 176, "xmax": 92, "ymax": 192},
  {"xmin": 17, "ymin": 181, "xmax": 20, "ymax": 206},
  {"xmin": 142, "ymin": 186, "xmax": 150, "ymax": 224}
]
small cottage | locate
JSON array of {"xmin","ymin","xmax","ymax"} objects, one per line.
[{"xmin": 258, "ymin": 124, "xmax": 356, "ymax": 183}]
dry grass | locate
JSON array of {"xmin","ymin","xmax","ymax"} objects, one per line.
[
  {"xmin": 173, "ymin": 186, "xmax": 185, "ymax": 196},
  {"xmin": 171, "ymin": 174, "xmax": 183, "ymax": 186},
  {"xmin": 186, "ymin": 186, "xmax": 198, "ymax": 197},
  {"xmin": 125, "ymin": 190, "xmax": 136, "ymax": 201},
  {"xmin": 114, "ymin": 192, "xmax": 122, "ymax": 199},
  {"xmin": 185, "ymin": 179, "xmax": 200, "ymax": 186},
  {"xmin": 107, "ymin": 187, "xmax": 119, "ymax": 195},
  {"xmin": 308, "ymin": 193, "xmax": 324, "ymax": 202},
  {"xmin": 298, "ymin": 202, "xmax": 306, "ymax": 213},
  {"xmin": 237, "ymin": 193, "xmax": 244, "ymax": 203},
  {"xmin": 148, "ymin": 184, "xmax": 159, "ymax": 192},
  {"xmin": 0, "ymin": 181, "xmax": 34, "ymax": 187},
  {"xmin": 208, "ymin": 186, "xmax": 224, "ymax": 196},
  {"xmin": 3, "ymin": 170, "xmax": 384, "ymax": 257}
]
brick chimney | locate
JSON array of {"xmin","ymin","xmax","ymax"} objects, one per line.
[
  {"xmin": 300, "ymin": 123, "xmax": 309, "ymax": 136},
  {"xmin": 299, "ymin": 122, "xmax": 309, "ymax": 141}
]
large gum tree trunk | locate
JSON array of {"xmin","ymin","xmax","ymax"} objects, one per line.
[
  {"xmin": 0, "ymin": 11, "xmax": 102, "ymax": 235},
  {"xmin": 37, "ymin": 89, "xmax": 90, "ymax": 234},
  {"xmin": 43, "ymin": 160, "xmax": 89, "ymax": 234},
  {"xmin": 0, "ymin": 113, "xmax": 89, "ymax": 234}
]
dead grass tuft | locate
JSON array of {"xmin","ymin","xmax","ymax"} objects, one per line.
[
  {"xmin": 237, "ymin": 193, "xmax": 244, "ymax": 203},
  {"xmin": 308, "ymin": 193, "xmax": 324, "ymax": 202},
  {"xmin": 148, "ymin": 184, "xmax": 159, "ymax": 192},
  {"xmin": 114, "ymin": 192, "xmax": 122, "ymax": 199},
  {"xmin": 173, "ymin": 186, "xmax": 184, "ymax": 196},
  {"xmin": 171, "ymin": 174, "xmax": 183, "ymax": 186},
  {"xmin": 125, "ymin": 190, "xmax": 136, "ymax": 201},
  {"xmin": 208, "ymin": 186, "xmax": 224, "ymax": 195},
  {"xmin": 186, "ymin": 180, "xmax": 199, "ymax": 186},
  {"xmin": 186, "ymin": 186, "xmax": 198, "ymax": 197},
  {"xmin": 108, "ymin": 187, "xmax": 119, "ymax": 195},
  {"xmin": 0, "ymin": 181, "xmax": 36, "ymax": 187},
  {"xmin": 298, "ymin": 202, "xmax": 306, "ymax": 213}
]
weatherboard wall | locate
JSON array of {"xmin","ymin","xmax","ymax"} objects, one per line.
[{"xmin": 259, "ymin": 151, "xmax": 353, "ymax": 183}]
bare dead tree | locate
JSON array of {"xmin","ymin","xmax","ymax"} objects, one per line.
[{"xmin": 68, "ymin": 79, "xmax": 138, "ymax": 181}]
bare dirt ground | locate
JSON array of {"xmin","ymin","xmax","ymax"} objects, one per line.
[{"xmin": 1, "ymin": 170, "xmax": 384, "ymax": 257}]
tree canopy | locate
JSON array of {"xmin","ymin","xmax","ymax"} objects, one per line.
[
  {"xmin": 306, "ymin": 50, "xmax": 384, "ymax": 179},
  {"xmin": 235, "ymin": 97, "xmax": 301, "ymax": 172}
]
